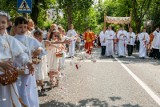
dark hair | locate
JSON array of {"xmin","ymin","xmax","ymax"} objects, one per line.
[
  {"xmin": 49, "ymin": 31, "xmax": 61, "ymax": 41},
  {"xmin": 14, "ymin": 16, "xmax": 28, "ymax": 26},
  {"xmin": 34, "ymin": 29, "xmax": 43, "ymax": 37}
]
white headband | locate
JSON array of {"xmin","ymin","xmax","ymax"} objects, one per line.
[{"xmin": 0, "ymin": 11, "xmax": 10, "ymax": 20}]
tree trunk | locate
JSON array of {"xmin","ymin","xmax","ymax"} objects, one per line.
[
  {"xmin": 30, "ymin": 0, "xmax": 39, "ymax": 25},
  {"xmin": 66, "ymin": 6, "xmax": 72, "ymax": 30},
  {"xmin": 135, "ymin": 20, "xmax": 141, "ymax": 33}
]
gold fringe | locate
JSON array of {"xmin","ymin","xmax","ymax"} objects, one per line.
[
  {"xmin": 19, "ymin": 98, "xmax": 28, "ymax": 107},
  {"xmin": 11, "ymin": 98, "xmax": 16, "ymax": 107},
  {"xmin": 11, "ymin": 84, "xmax": 28, "ymax": 107}
]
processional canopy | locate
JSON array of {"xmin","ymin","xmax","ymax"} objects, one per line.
[{"xmin": 106, "ymin": 16, "xmax": 131, "ymax": 24}]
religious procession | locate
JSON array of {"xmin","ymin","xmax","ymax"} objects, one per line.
[{"xmin": 1, "ymin": 0, "xmax": 160, "ymax": 107}]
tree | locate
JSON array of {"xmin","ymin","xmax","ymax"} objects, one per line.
[
  {"xmin": 98, "ymin": 0, "xmax": 153, "ymax": 32},
  {"xmin": 31, "ymin": 0, "xmax": 56, "ymax": 25},
  {"xmin": 131, "ymin": 0, "xmax": 152, "ymax": 32},
  {"xmin": 148, "ymin": 0, "xmax": 160, "ymax": 31},
  {"xmin": 57, "ymin": 0, "xmax": 94, "ymax": 29}
]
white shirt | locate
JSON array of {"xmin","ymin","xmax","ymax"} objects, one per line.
[
  {"xmin": 127, "ymin": 32, "xmax": 136, "ymax": 45},
  {"xmin": 99, "ymin": 31, "xmax": 106, "ymax": 46},
  {"xmin": 66, "ymin": 29, "xmax": 77, "ymax": 40},
  {"xmin": 152, "ymin": 30, "xmax": 160, "ymax": 49},
  {"xmin": 105, "ymin": 30, "xmax": 115, "ymax": 40}
]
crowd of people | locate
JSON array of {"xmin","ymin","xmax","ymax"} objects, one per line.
[
  {"xmin": 99, "ymin": 23, "xmax": 160, "ymax": 59},
  {"xmin": 0, "ymin": 10, "xmax": 160, "ymax": 107},
  {"xmin": 0, "ymin": 11, "xmax": 83, "ymax": 107}
]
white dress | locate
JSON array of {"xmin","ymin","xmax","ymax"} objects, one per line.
[
  {"xmin": 47, "ymin": 44, "xmax": 59, "ymax": 72},
  {"xmin": 59, "ymin": 36, "xmax": 67, "ymax": 69},
  {"xmin": 0, "ymin": 34, "xmax": 29, "ymax": 107},
  {"xmin": 15, "ymin": 35, "xmax": 41, "ymax": 107},
  {"xmin": 34, "ymin": 41, "xmax": 48, "ymax": 80}
]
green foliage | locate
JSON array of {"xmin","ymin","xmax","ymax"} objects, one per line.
[
  {"xmin": 0, "ymin": 0, "xmax": 160, "ymax": 33},
  {"xmin": 57, "ymin": 0, "xmax": 94, "ymax": 31},
  {"xmin": 72, "ymin": 7, "xmax": 98, "ymax": 33},
  {"xmin": 96, "ymin": 0, "xmax": 158, "ymax": 33}
]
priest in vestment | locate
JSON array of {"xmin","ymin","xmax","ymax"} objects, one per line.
[
  {"xmin": 117, "ymin": 26, "xmax": 128, "ymax": 57},
  {"xmin": 138, "ymin": 28, "xmax": 150, "ymax": 58},
  {"xmin": 105, "ymin": 26, "xmax": 115, "ymax": 57},
  {"xmin": 83, "ymin": 28, "xmax": 95, "ymax": 54}
]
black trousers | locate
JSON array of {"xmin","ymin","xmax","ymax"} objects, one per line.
[
  {"xmin": 101, "ymin": 46, "xmax": 106, "ymax": 56},
  {"xmin": 135, "ymin": 40, "xmax": 140, "ymax": 51},
  {"xmin": 152, "ymin": 48, "xmax": 160, "ymax": 59},
  {"xmin": 127, "ymin": 45, "xmax": 133, "ymax": 56}
]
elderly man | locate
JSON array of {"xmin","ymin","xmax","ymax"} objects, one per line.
[{"xmin": 66, "ymin": 24, "xmax": 77, "ymax": 57}]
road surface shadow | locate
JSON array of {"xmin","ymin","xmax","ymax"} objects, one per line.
[
  {"xmin": 40, "ymin": 97, "xmax": 142, "ymax": 107},
  {"xmin": 117, "ymin": 55, "xmax": 160, "ymax": 66},
  {"xmin": 122, "ymin": 104, "xmax": 142, "ymax": 107},
  {"xmin": 40, "ymin": 98, "xmax": 108, "ymax": 107},
  {"xmin": 109, "ymin": 96, "xmax": 121, "ymax": 101}
]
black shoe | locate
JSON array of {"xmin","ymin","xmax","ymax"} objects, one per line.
[
  {"xmin": 140, "ymin": 57, "xmax": 145, "ymax": 59},
  {"xmin": 119, "ymin": 56, "xmax": 123, "ymax": 58},
  {"xmin": 41, "ymin": 89, "xmax": 46, "ymax": 92},
  {"xmin": 38, "ymin": 90, "xmax": 41, "ymax": 95},
  {"xmin": 154, "ymin": 57, "xmax": 157, "ymax": 59},
  {"xmin": 110, "ymin": 55, "xmax": 113, "ymax": 58}
]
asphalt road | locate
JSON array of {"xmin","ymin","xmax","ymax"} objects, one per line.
[{"xmin": 39, "ymin": 48, "xmax": 160, "ymax": 107}]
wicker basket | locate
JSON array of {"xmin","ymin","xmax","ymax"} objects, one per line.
[
  {"xmin": 0, "ymin": 69, "xmax": 18, "ymax": 86},
  {"xmin": 55, "ymin": 52, "xmax": 63, "ymax": 58}
]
